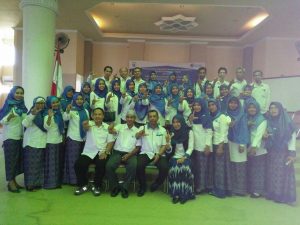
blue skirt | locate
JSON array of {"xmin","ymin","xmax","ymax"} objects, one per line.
[
  {"xmin": 24, "ymin": 146, "xmax": 44, "ymax": 187},
  {"xmin": 168, "ymin": 157, "xmax": 195, "ymax": 201},
  {"xmin": 230, "ymin": 162, "xmax": 247, "ymax": 195},
  {"xmin": 3, "ymin": 139, "xmax": 23, "ymax": 181},
  {"xmin": 63, "ymin": 137, "xmax": 84, "ymax": 185},
  {"xmin": 247, "ymin": 154, "xmax": 266, "ymax": 195},
  {"xmin": 44, "ymin": 143, "xmax": 62, "ymax": 189}
]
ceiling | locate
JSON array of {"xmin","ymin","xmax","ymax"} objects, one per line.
[{"xmin": 0, "ymin": 0, "xmax": 300, "ymax": 46}]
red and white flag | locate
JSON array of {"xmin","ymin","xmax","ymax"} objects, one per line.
[{"xmin": 51, "ymin": 50, "xmax": 63, "ymax": 96}]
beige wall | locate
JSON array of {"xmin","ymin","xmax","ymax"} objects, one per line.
[{"xmin": 252, "ymin": 37, "xmax": 300, "ymax": 78}]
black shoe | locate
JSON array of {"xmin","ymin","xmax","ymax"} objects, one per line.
[
  {"xmin": 7, "ymin": 184, "xmax": 20, "ymax": 193},
  {"xmin": 26, "ymin": 186, "xmax": 36, "ymax": 192},
  {"xmin": 91, "ymin": 186, "xmax": 101, "ymax": 197},
  {"xmin": 150, "ymin": 183, "xmax": 160, "ymax": 192},
  {"xmin": 111, "ymin": 187, "xmax": 121, "ymax": 197},
  {"xmin": 74, "ymin": 185, "xmax": 89, "ymax": 196},
  {"xmin": 172, "ymin": 196, "xmax": 180, "ymax": 204},
  {"xmin": 180, "ymin": 198, "xmax": 188, "ymax": 204},
  {"xmin": 137, "ymin": 189, "xmax": 146, "ymax": 197},
  {"xmin": 121, "ymin": 188, "xmax": 129, "ymax": 198}
]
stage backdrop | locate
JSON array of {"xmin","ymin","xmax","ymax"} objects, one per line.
[{"xmin": 129, "ymin": 61, "xmax": 205, "ymax": 84}]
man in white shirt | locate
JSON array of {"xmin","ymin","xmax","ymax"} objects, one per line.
[
  {"xmin": 194, "ymin": 67, "xmax": 210, "ymax": 98},
  {"xmin": 251, "ymin": 70, "xmax": 271, "ymax": 115},
  {"xmin": 135, "ymin": 110, "xmax": 168, "ymax": 197},
  {"xmin": 106, "ymin": 110, "xmax": 139, "ymax": 198},
  {"xmin": 118, "ymin": 67, "xmax": 131, "ymax": 93},
  {"xmin": 213, "ymin": 67, "xmax": 230, "ymax": 99},
  {"xmin": 74, "ymin": 108, "xmax": 114, "ymax": 196},
  {"xmin": 91, "ymin": 66, "xmax": 115, "ymax": 91},
  {"xmin": 132, "ymin": 67, "xmax": 146, "ymax": 94},
  {"xmin": 230, "ymin": 67, "xmax": 248, "ymax": 97}
]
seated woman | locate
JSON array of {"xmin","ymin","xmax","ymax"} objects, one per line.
[
  {"xmin": 167, "ymin": 114, "xmax": 195, "ymax": 204},
  {"xmin": 265, "ymin": 102, "xmax": 297, "ymax": 204}
]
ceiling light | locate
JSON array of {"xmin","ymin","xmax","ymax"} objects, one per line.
[
  {"xmin": 92, "ymin": 15, "xmax": 104, "ymax": 28},
  {"xmin": 155, "ymin": 14, "xmax": 198, "ymax": 33},
  {"xmin": 244, "ymin": 13, "xmax": 269, "ymax": 29}
]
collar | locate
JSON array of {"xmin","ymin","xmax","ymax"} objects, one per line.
[{"xmin": 147, "ymin": 123, "xmax": 159, "ymax": 129}]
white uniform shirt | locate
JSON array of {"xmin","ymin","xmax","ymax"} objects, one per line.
[
  {"xmin": 43, "ymin": 115, "xmax": 63, "ymax": 144},
  {"xmin": 172, "ymin": 130, "xmax": 194, "ymax": 158},
  {"xmin": 0, "ymin": 108, "xmax": 26, "ymax": 141},
  {"xmin": 194, "ymin": 78, "xmax": 209, "ymax": 98},
  {"xmin": 249, "ymin": 120, "xmax": 267, "ymax": 156},
  {"xmin": 22, "ymin": 114, "xmax": 47, "ymax": 148},
  {"xmin": 251, "ymin": 82, "xmax": 271, "ymax": 114},
  {"xmin": 120, "ymin": 95, "xmax": 135, "ymax": 121},
  {"xmin": 230, "ymin": 79, "xmax": 247, "ymax": 97},
  {"xmin": 136, "ymin": 125, "xmax": 167, "ymax": 159},
  {"xmin": 105, "ymin": 92, "xmax": 121, "ymax": 125},
  {"xmin": 213, "ymin": 80, "xmax": 230, "ymax": 98},
  {"xmin": 113, "ymin": 124, "xmax": 139, "ymax": 153},
  {"xmin": 81, "ymin": 121, "xmax": 114, "ymax": 159},
  {"xmin": 133, "ymin": 79, "xmax": 146, "ymax": 94},
  {"xmin": 63, "ymin": 109, "xmax": 90, "ymax": 142},
  {"xmin": 212, "ymin": 114, "xmax": 231, "ymax": 145},
  {"xmin": 90, "ymin": 91, "xmax": 106, "ymax": 110},
  {"xmin": 190, "ymin": 123, "xmax": 213, "ymax": 152},
  {"xmin": 120, "ymin": 77, "xmax": 131, "ymax": 93}
]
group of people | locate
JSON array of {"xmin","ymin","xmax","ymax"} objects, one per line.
[{"xmin": 0, "ymin": 65, "xmax": 297, "ymax": 205}]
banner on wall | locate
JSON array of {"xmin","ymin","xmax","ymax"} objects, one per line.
[{"xmin": 129, "ymin": 61, "xmax": 205, "ymax": 84}]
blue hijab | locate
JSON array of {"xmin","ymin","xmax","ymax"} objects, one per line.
[
  {"xmin": 81, "ymin": 82, "xmax": 91, "ymax": 108},
  {"xmin": 0, "ymin": 86, "xmax": 28, "ymax": 120},
  {"xmin": 226, "ymin": 96, "xmax": 249, "ymax": 145},
  {"xmin": 192, "ymin": 98, "xmax": 212, "ymax": 129},
  {"xmin": 204, "ymin": 83, "xmax": 214, "ymax": 99},
  {"xmin": 111, "ymin": 79, "xmax": 122, "ymax": 114},
  {"xmin": 94, "ymin": 78, "xmax": 108, "ymax": 98},
  {"xmin": 60, "ymin": 86, "xmax": 74, "ymax": 111},
  {"xmin": 147, "ymin": 71, "xmax": 159, "ymax": 93},
  {"xmin": 184, "ymin": 87, "xmax": 195, "ymax": 105},
  {"xmin": 46, "ymin": 96, "xmax": 64, "ymax": 135},
  {"xmin": 28, "ymin": 96, "xmax": 47, "ymax": 132},
  {"xmin": 134, "ymin": 83, "xmax": 149, "ymax": 120},
  {"xmin": 126, "ymin": 79, "xmax": 136, "ymax": 97},
  {"xmin": 208, "ymin": 99, "xmax": 222, "ymax": 121},
  {"xmin": 149, "ymin": 83, "xmax": 166, "ymax": 116},
  {"xmin": 72, "ymin": 93, "xmax": 89, "ymax": 139},
  {"xmin": 245, "ymin": 98, "xmax": 265, "ymax": 131},
  {"xmin": 168, "ymin": 83, "xmax": 180, "ymax": 109},
  {"xmin": 266, "ymin": 102, "xmax": 296, "ymax": 151}
]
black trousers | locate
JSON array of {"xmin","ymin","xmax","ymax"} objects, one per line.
[
  {"xmin": 105, "ymin": 150, "xmax": 137, "ymax": 191},
  {"xmin": 74, "ymin": 154, "xmax": 108, "ymax": 188},
  {"xmin": 136, "ymin": 154, "xmax": 169, "ymax": 190}
]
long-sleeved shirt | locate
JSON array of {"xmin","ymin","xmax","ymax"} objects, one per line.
[
  {"xmin": 172, "ymin": 130, "xmax": 194, "ymax": 158},
  {"xmin": 249, "ymin": 120, "xmax": 267, "ymax": 156},
  {"xmin": 90, "ymin": 91, "xmax": 106, "ymax": 110},
  {"xmin": 230, "ymin": 79, "xmax": 247, "ymax": 97},
  {"xmin": 212, "ymin": 114, "xmax": 231, "ymax": 145},
  {"xmin": 43, "ymin": 115, "xmax": 63, "ymax": 144},
  {"xmin": 189, "ymin": 123, "xmax": 213, "ymax": 151},
  {"xmin": 0, "ymin": 108, "xmax": 25, "ymax": 141},
  {"xmin": 213, "ymin": 80, "xmax": 230, "ymax": 98},
  {"xmin": 22, "ymin": 114, "xmax": 47, "ymax": 148},
  {"xmin": 251, "ymin": 82, "xmax": 271, "ymax": 114}
]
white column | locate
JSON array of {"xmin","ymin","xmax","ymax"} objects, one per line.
[{"xmin": 20, "ymin": 0, "xmax": 58, "ymax": 106}]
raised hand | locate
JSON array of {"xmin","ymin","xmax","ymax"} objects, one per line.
[
  {"xmin": 82, "ymin": 120, "xmax": 91, "ymax": 130},
  {"xmin": 7, "ymin": 110, "xmax": 16, "ymax": 121},
  {"xmin": 48, "ymin": 109, "xmax": 54, "ymax": 118},
  {"xmin": 66, "ymin": 104, "xmax": 72, "ymax": 113},
  {"xmin": 92, "ymin": 96, "xmax": 97, "ymax": 105},
  {"xmin": 179, "ymin": 96, "xmax": 186, "ymax": 103}
]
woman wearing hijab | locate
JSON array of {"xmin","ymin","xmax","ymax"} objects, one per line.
[
  {"xmin": 188, "ymin": 98, "xmax": 213, "ymax": 194},
  {"xmin": 43, "ymin": 96, "xmax": 64, "ymax": 189},
  {"xmin": 90, "ymin": 78, "xmax": 108, "ymax": 110},
  {"xmin": 149, "ymin": 83, "xmax": 167, "ymax": 127},
  {"xmin": 60, "ymin": 86, "xmax": 75, "ymax": 112},
  {"xmin": 22, "ymin": 97, "xmax": 47, "ymax": 191},
  {"xmin": 167, "ymin": 114, "xmax": 195, "ymax": 204},
  {"xmin": 0, "ymin": 86, "xmax": 27, "ymax": 192},
  {"xmin": 146, "ymin": 71, "xmax": 159, "ymax": 94},
  {"xmin": 80, "ymin": 82, "xmax": 91, "ymax": 111},
  {"xmin": 265, "ymin": 102, "xmax": 297, "ymax": 204},
  {"xmin": 166, "ymin": 83, "xmax": 191, "ymax": 128},
  {"xmin": 208, "ymin": 99, "xmax": 232, "ymax": 198},
  {"xmin": 163, "ymin": 72, "xmax": 177, "ymax": 95},
  {"xmin": 203, "ymin": 82, "xmax": 215, "ymax": 100},
  {"xmin": 218, "ymin": 84, "xmax": 231, "ymax": 113},
  {"xmin": 133, "ymin": 83, "xmax": 149, "ymax": 127},
  {"xmin": 119, "ymin": 79, "xmax": 136, "ymax": 124},
  {"xmin": 105, "ymin": 79, "xmax": 123, "ymax": 125},
  {"xmin": 227, "ymin": 96, "xmax": 249, "ymax": 196},
  {"xmin": 184, "ymin": 87, "xmax": 195, "ymax": 110},
  {"xmin": 63, "ymin": 93, "xmax": 89, "ymax": 185},
  {"xmin": 245, "ymin": 99, "xmax": 267, "ymax": 198}
]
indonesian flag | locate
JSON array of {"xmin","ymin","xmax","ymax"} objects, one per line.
[{"xmin": 51, "ymin": 50, "xmax": 63, "ymax": 96}]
